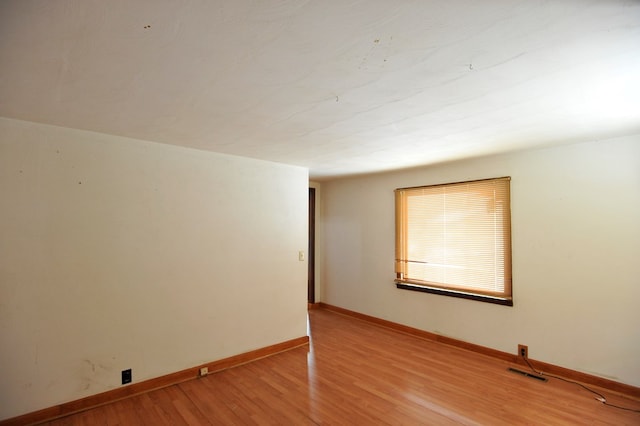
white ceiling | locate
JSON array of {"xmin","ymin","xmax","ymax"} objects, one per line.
[{"xmin": 1, "ymin": 1, "xmax": 639, "ymax": 179}]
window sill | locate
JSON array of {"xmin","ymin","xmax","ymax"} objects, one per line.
[{"xmin": 395, "ymin": 282, "xmax": 513, "ymax": 306}]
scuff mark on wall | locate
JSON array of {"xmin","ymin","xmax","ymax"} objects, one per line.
[
  {"xmin": 84, "ymin": 359, "xmax": 96, "ymax": 373},
  {"xmin": 79, "ymin": 359, "xmax": 114, "ymax": 392}
]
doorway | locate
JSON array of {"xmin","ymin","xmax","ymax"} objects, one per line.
[{"xmin": 308, "ymin": 187, "xmax": 316, "ymax": 303}]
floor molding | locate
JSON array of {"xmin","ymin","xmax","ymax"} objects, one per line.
[
  {"xmin": 318, "ymin": 302, "xmax": 640, "ymax": 399},
  {"xmin": 1, "ymin": 336, "xmax": 309, "ymax": 426}
]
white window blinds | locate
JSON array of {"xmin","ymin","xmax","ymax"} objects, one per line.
[{"xmin": 395, "ymin": 177, "xmax": 512, "ymax": 302}]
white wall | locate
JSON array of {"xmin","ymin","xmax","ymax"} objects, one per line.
[
  {"xmin": 322, "ymin": 135, "xmax": 640, "ymax": 387},
  {"xmin": 0, "ymin": 118, "xmax": 309, "ymax": 420}
]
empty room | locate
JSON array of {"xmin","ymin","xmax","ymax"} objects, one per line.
[{"xmin": 1, "ymin": 1, "xmax": 639, "ymax": 424}]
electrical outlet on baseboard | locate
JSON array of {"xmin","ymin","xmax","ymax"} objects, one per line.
[
  {"xmin": 518, "ymin": 344, "xmax": 528, "ymax": 359},
  {"xmin": 121, "ymin": 369, "xmax": 132, "ymax": 385}
]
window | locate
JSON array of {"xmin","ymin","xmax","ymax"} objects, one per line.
[{"xmin": 395, "ymin": 177, "xmax": 512, "ymax": 306}]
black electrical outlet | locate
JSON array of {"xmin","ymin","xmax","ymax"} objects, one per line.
[{"xmin": 122, "ymin": 369, "xmax": 132, "ymax": 385}]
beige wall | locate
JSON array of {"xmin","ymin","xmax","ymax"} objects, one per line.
[
  {"xmin": 321, "ymin": 135, "xmax": 640, "ymax": 387},
  {"xmin": 0, "ymin": 118, "xmax": 309, "ymax": 420}
]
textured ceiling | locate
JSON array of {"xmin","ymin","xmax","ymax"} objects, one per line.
[{"xmin": 1, "ymin": 0, "xmax": 639, "ymax": 179}]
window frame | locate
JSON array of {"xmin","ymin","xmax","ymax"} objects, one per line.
[{"xmin": 395, "ymin": 177, "xmax": 513, "ymax": 306}]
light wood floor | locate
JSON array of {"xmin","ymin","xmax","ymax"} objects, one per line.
[{"xmin": 44, "ymin": 308, "xmax": 640, "ymax": 425}]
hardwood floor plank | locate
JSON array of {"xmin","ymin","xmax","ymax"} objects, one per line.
[{"xmin": 40, "ymin": 308, "xmax": 640, "ymax": 425}]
